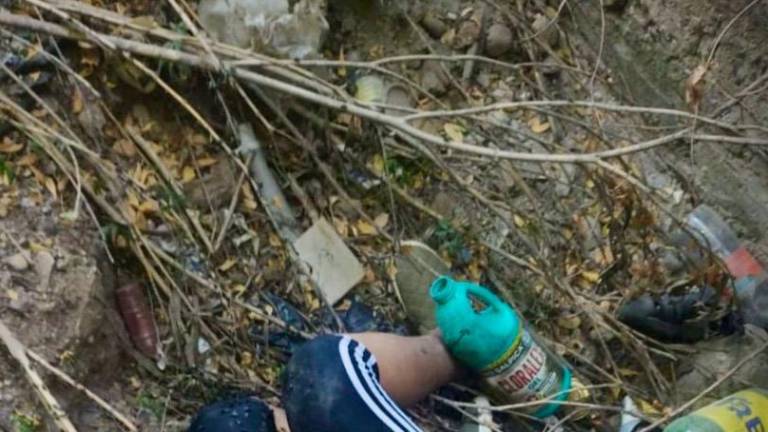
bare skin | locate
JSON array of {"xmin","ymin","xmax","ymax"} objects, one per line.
[
  {"xmin": 348, "ymin": 330, "xmax": 462, "ymax": 407},
  {"xmin": 272, "ymin": 330, "xmax": 461, "ymax": 431}
]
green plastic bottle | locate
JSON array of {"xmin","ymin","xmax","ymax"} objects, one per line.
[
  {"xmin": 430, "ymin": 276, "xmax": 573, "ymax": 418},
  {"xmin": 664, "ymin": 389, "xmax": 768, "ymax": 432}
]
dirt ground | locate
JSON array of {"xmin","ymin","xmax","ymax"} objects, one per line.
[{"xmin": 1, "ymin": 0, "xmax": 768, "ymax": 431}]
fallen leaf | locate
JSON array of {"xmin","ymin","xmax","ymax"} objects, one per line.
[
  {"xmin": 112, "ymin": 139, "xmax": 137, "ymax": 157},
  {"xmin": 618, "ymin": 367, "xmax": 640, "ymax": 377},
  {"xmin": 367, "ymin": 154, "xmax": 385, "ymax": 177},
  {"xmin": 218, "ymin": 258, "xmax": 237, "ymax": 272},
  {"xmin": 373, "ymin": 213, "xmax": 389, "ymax": 229},
  {"xmin": 443, "ymin": 123, "xmax": 465, "ymax": 143},
  {"xmin": 6, "ymin": 289, "xmax": 18, "ymax": 301},
  {"xmin": 0, "ymin": 138, "xmax": 23, "ymax": 154},
  {"xmin": 138, "ymin": 199, "xmax": 159, "ymax": 214},
  {"xmin": 685, "ymin": 64, "xmax": 708, "ymax": 113},
  {"xmin": 44, "ymin": 176, "xmax": 58, "ymax": 199},
  {"xmin": 528, "ymin": 116, "xmax": 551, "ymax": 134},
  {"xmin": 557, "ymin": 314, "xmax": 582, "ymax": 330},
  {"xmin": 196, "ymin": 157, "xmax": 218, "ymax": 168},
  {"xmin": 356, "ymin": 220, "xmax": 377, "ymax": 236},
  {"xmin": 71, "ymin": 91, "xmax": 84, "ymax": 114},
  {"xmin": 581, "ymin": 270, "xmax": 601, "ymax": 283},
  {"xmin": 181, "ymin": 166, "xmax": 196, "ymax": 182},
  {"xmin": 513, "ymin": 214, "xmax": 526, "ymax": 228}
]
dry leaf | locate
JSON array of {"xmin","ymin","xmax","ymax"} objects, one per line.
[
  {"xmin": 513, "ymin": 214, "xmax": 526, "ymax": 228},
  {"xmin": 443, "ymin": 123, "xmax": 464, "ymax": 143},
  {"xmin": 44, "ymin": 177, "xmax": 58, "ymax": 199},
  {"xmin": 557, "ymin": 315, "xmax": 582, "ymax": 330},
  {"xmin": 71, "ymin": 91, "xmax": 83, "ymax": 115},
  {"xmin": 373, "ymin": 213, "xmax": 389, "ymax": 229},
  {"xmin": 181, "ymin": 166, "xmax": 196, "ymax": 183},
  {"xmin": 218, "ymin": 258, "xmax": 237, "ymax": 272},
  {"xmin": 581, "ymin": 270, "xmax": 601, "ymax": 283},
  {"xmin": 528, "ymin": 116, "xmax": 551, "ymax": 134},
  {"xmin": 685, "ymin": 64, "xmax": 708, "ymax": 113},
  {"xmin": 367, "ymin": 154, "xmax": 385, "ymax": 177},
  {"xmin": 0, "ymin": 138, "xmax": 23, "ymax": 154},
  {"xmin": 356, "ymin": 220, "xmax": 377, "ymax": 236},
  {"xmin": 112, "ymin": 139, "xmax": 137, "ymax": 157},
  {"xmin": 195, "ymin": 157, "xmax": 218, "ymax": 168},
  {"xmin": 138, "ymin": 199, "xmax": 159, "ymax": 214}
]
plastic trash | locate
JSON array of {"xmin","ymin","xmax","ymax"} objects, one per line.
[
  {"xmin": 677, "ymin": 205, "xmax": 768, "ymax": 329},
  {"xmin": 619, "ymin": 396, "xmax": 660, "ymax": 432},
  {"xmin": 198, "ymin": 0, "xmax": 328, "ymax": 58},
  {"xmin": 663, "ymin": 388, "xmax": 768, "ymax": 432},
  {"xmin": 430, "ymin": 276, "xmax": 573, "ymax": 418}
]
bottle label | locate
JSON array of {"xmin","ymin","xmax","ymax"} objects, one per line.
[
  {"xmin": 482, "ymin": 330, "xmax": 564, "ymax": 402},
  {"xmin": 671, "ymin": 389, "xmax": 768, "ymax": 432}
]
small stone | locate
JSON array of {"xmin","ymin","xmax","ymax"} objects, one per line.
[
  {"xmin": 421, "ymin": 13, "xmax": 447, "ymax": 39},
  {"xmin": 453, "ymin": 10, "xmax": 482, "ymax": 49},
  {"xmin": 420, "ymin": 60, "xmax": 450, "ymax": 95},
  {"xmin": 3, "ymin": 253, "xmax": 29, "ymax": 271},
  {"xmin": 34, "ymin": 251, "xmax": 55, "ymax": 292},
  {"xmin": 485, "ymin": 23, "xmax": 514, "ymax": 57},
  {"xmin": 531, "ymin": 13, "xmax": 559, "ymax": 47}
]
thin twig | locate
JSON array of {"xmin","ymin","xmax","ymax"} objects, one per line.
[{"xmin": 27, "ymin": 350, "xmax": 139, "ymax": 431}]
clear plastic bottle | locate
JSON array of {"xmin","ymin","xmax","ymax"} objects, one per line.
[{"xmin": 681, "ymin": 205, "xmax": 768, "ymax": 328}]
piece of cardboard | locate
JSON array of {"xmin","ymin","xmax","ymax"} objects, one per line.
[{"xmin": 293, "ymin": 218, "xmax": 364, "ymax": 304}]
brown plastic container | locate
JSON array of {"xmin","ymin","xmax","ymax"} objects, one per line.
[{"xmin": 116, "ymin": 281, "xmax": 159, "ymax": 359}]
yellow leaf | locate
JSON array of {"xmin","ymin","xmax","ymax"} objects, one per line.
[
  {"xmin": 127, "ymin": 190, "xmax": 140, "ymax": 209},
  {"xmin": 581, "ymin": 270, "xmax": 601, "ymax": 283},
  {"xmin": 528, "ymin": 116, "xmax": 551, "ymax": 134},
  {"xmin": 196, "ymin": 157, "xmax": 217, "ymax": 168},
  {"xmin": 367, "ymin": 154, "xmax": 385, "ymax": 177},
  {"xmin": 513, "ymin": 214, "xmax": 526, "ymax": 228},
  {"xmin": 618, "ymin": 367, "xmax": 640, "ymax": 377},
  {"xmin": 557, "ymin": 315, "xmax": 582, "ymax": 330},
  {"xmin": 218, "ymin": 258, "xmax": 237, "ymax": 272},
  {"xmin": 356, "ymin": 220, "xmax": 377, "ymax": 236},
  {"xmin": 181, "ymin": 166, "xmax": 196, "ymax": 182},
  {"xmin": 6, "ymin": 289, "xmax": 18, "ymax": 301},
  {"xmin": 71, "ymin": 91, "xmax": 83, "ymax": 115},
  {"xmin": 29, "ymin": 242, "xmax": 48, "ymax": 253},
  {"xmin": 443, "ymin": 123, "xmax": 464, "ymax": 143},
  {"xmin": 44, "ymin": 176, "xmax": 58, "ymax": 199},
  {"xmin": 138, "ymin": 199, "xmax": 159, "ymax": 214}
]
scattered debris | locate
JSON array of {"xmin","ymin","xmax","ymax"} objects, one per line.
[
  {"xmin": 116, "ymin": 282, "xmax": 160, "ymax": 359},
  {"xmin": 293, "ymin": 218, "xmax": 364, "ymax": 305}
]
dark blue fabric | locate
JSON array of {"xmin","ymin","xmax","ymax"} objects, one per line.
[
  {"xmin": 281, "ymin": 335, "xmax": 420, "ymax": 432},
  {"xmin": 188, "ymin": 396, "xmax": 275, "ymax": 432}
]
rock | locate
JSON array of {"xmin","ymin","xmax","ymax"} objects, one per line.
[
  {"xmin": 485, "ymin": 23, "xmax": 514, "ymax": 57},
  {"xmin": 420, "ymin": 60, "xmax": 450, "ymax": 95},
  {"xmin": 421, "ymin": 12, "xmax": 448, "ymax": 39},
  {"xmin": 453, "ymin": 10, "xmax": 482, "ymax": 49},
  {"xmin": 3, "ymin": 252, "xmax": 29, "ymax": 271},
  {"xmin": 34, "ymin": 250, "xmax": 55, "ymax": 292},
  {"xmin": 675, "ymin": 325, "xmax": 768, "ymax": 405},
  {"xmin": 531, "ymin": 13, "xmax": 559, "ymax": 47}
]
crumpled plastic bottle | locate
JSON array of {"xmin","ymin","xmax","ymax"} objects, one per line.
[{"xmin": 680, "ymin": 205, "xmax": 768, "ymax": 329}]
